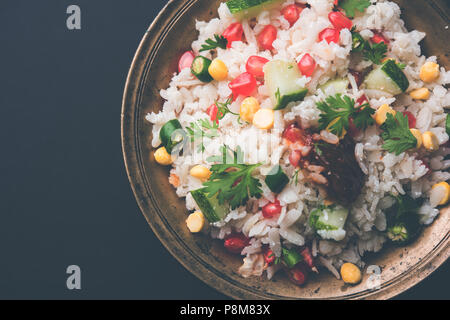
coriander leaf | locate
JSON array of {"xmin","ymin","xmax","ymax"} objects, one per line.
[
  {"xmin": 363, "ymin": 41, "xmax": 388, "ymax": 65},
  {"xmin": 201, "ymin": 158, "xmax": 262, "ymax": 209},
  {"xmin": 317, "ymin": 94, "xmax": 374, "ymax": 137},
  {"xmin": 340, "ymin": 0, "xmax": 371, "ymax": 18},
  {"xmin": 186, "ymin": 118, "xmax": 219, "ymax": 152},
  {"xmin": 352, "ymin": 103, "xmax": 375, "ymax": 129},
  {"xmin": 199, "ymin": 34, "xmax": 228, "ymax": 52},
  {"xmin": 216, "ymin": 97, "xmax": 239, "ymax": 120},
  {"xmin": 351, "ymin": 29, "xmax": 387, "ymax": 64},
  {"xmin": 380, "ymin": 112, "xmax": 417, "ymax": 155},
  {"xmin": 207, "ymin": 145, "xmax": 244, "ymax": 164}
]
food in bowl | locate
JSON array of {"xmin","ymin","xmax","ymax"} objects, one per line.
[{"xmin": 146, "ymin": 0, "xmax": 450, "ymax": 286}]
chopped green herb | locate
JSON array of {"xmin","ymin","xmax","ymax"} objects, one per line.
[
  {"xmin": 201, "ymin": 146, "xmax": 262, "ymax": 209},
  {"xmin": 340, "ymin": 0, "xmax": 371, "ymax": 18},
  {"xmin": 351, "ymin": 29, "xmax": 387, "ymax": 65},
  {"xmin": 445, "ymin": 113, "xmax": 450, "ymax": 136},
  {"xmin": 186, "ymin": 118, "xmax": 219, "ymax": 152},
  {"xmin": 199, "ymin": 34, "xmax": 228, "ymax": 52},
  {"xmin": 380, "ymin": 112, "xmax": 417, "ymax": 155},
  {"xmin": 316, "ymin": 94, "xmax": 375, "ymax": 137}
]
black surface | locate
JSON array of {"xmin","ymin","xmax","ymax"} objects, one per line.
[{"xmin": 0, "ymin": 0, "xmax": 447, "ymax": 299}]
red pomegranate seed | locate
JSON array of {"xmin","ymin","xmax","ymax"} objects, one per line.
[
  {"xmin": 262, "ymin": 200, "xmax": 282, "ymax": 219},
  {"xmin": 245, "ymin": 56, "xmax": 269, "ymax": 78},
  {"xmin": 283, "ymin": 124, "xmax": 304, "ymax": 142},
  {"xmin": 178, "ymin": 51, "xmax": 195, "ymax": 73},
  {"xmin": 257, "ymin": 25, "xmax": 277, "ymax": 50},
  {"xmin": 371, "ymin": 31, "xmax": 390, "ymax": 45},
  {"xmin": 318, "ymin": 28, "xmax": 340, "ymax": 44},
  {"xmin": 300, "ymin": 247, "xmax": 317, "ymax": 272},
  {"xmin": 281, "ymin": 4, "xmax": 303, "ymax": 26},
  {"xmin": 356, "ymin": 94, "xmax": 369, "ymax": 106},
  {"xmin": 289, "ymin": 150, "xmax": 302, "ymax": 167},
  {"xmin": 228, "ymin": 72, "xmax": 257, "ymax": 97},
  {"xmin": 222, "ymin": 22, "xmax": 243, "ymax": 48},
  {"xmin": 287, "ymin": 264, "xmax": 308, "ymax": 286},
  {"xmin": 402, "ymin": 111, "xmax": 416, "ymax": 128},
  {"xmin": 328, "ymin": 11, "xmax": 352, "ymax": 31},
  {"xmin": 298, "ymin": 53, "xmax": 316, "ymax": 77},
  {"xmin": 264, "ymin": 248, "xmax": 276, "ymax": 265},
  {"xmin": 206, "ymin": 104, "xmax": 219, "ymax": 123},
  {"xmin": 224, "ymin": 233, "xmax": 249, "ymax": 254}
]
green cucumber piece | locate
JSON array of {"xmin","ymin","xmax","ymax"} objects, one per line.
[
  {"xmin": 445, "ymin": 113, "xmax": 449, "ymax": 136},
  {"xmin": 159, "ymin": 119, "xmax": 184, "ymax": 153},
  {"xmin": 282, "ymin": 248, "xmax": 302, "ymax": 268},
  {"xmin": 226, "ymin": 0, "xmax": 284, "ymax": 19},
  {"xmin": 191, "ymin": 189, "xmax": 229, "ymax": 223},
  {"xmin": 309, "ymin": 205, "xmax": 349, "ymax": 231},
  {"xmin": 191, "ymin": 56, "xmax": 213, "ymax": 82},
  {"xmin": 318, "ymin": 78, "xmax": 350, "ymax": 94},
  {"xmin": 364, "ymin": 60, "xmax": 409, "ymax": 95},
  {"xmin": 381, "ymin": 60, "xmax": 409, "ymax": 92},
  {"xmin": 264, "ymin": 60, "xmax": 308, "ymax": 110},
  {"xmin": 265, "ymin": 165, "xmax": 289, "ymax": 194}
]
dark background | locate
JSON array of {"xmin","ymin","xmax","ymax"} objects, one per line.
[{"xmin": 0, "ymin": 0, "xmax": 447, "ymax": 299}]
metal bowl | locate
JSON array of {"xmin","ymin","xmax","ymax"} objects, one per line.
[{"xmin": 122, "ymin": 0, "xmax": 450, "ymax": 299}]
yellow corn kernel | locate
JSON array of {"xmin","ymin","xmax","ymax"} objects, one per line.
[
  {"xmin": 208, "ymin": 59, "xmax": 228, "ymax": 81},
  {"xmin": 190, "ymin": 165, "xmax": 212, "ymax": 181},
  {"xmin": 240, "ymin": 97, "xmax": 260, "ymax": 123},
  {"xmin": 340, "ymin": 263, "xmax": 362, "ymax": 285},
  {"xmin": 186, "ymin": 211, "xmax": 205, "ymax": 233},
  {"xmin": 410, "ymin": 88, "xmax": 430, "ymax": 100},
  {"xmin": 374, "ymin": 104, "xmax": 396, "ymax": 126},
  {"xmin": 326, "ymin": 117, "xmax": 346, "ymax": 139},
  {"xmin": 154, "ymin": 147, "xmax": 173, "ymax": 165},
  {"xmin": 252, "ymin": 108, "xmax": 275, "ymax": 130},
  {"xmin": 420, "ymin": 62, "xmax": 440, "ymax": 83},
  {"xmin": 409, "ymin": 129, "xmax": 422, "ymax": 149},
  {"xmin": 432, "ymin": 182, "xmax": 450, "ymax": 206},
  {"xmin": 422, "ymin": 131, "xmax": 439, "ymax": 152}
]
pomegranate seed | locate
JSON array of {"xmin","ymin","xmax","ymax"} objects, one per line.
[
  {"xmin": 281, "ymin": 4, "xmax": 302, "ymax": 26},
  {"xmin": 257, "ymin": 25, "xmax": 277, "ymax": 51},
  {"xmin": 402, "ymin": 111, "xmax": 416, "ymax": 128},
  {"xmin": 245, "ymin": 56, "xmax": 269, "ymax": 78},
  {"xmin": 289, "ymin": 150, "xmax": 302, "ymax": 167},
  {"xmin": 371, "ymin": 31, "xmax": 390, "ymax": 45},
  {"xmin": 222, "ymin": 23, "xmax": 243, "ymax": 48},
  {"xmin": 262, "ymin": 200, "xmax": 282, "ymax": 219},
  {"xmin": 264, "ymin": 248, "xmax": 276, "ymax": 265},
  {"xmin": 206, "ymin": 104, "xmax": 219, "ymax": 123},
  {"xmin": 224, "ymin": 233, "xmax": 249, "ymax": 254},
  {"xmin": 178, "ymin": 51, "xmax": 195, "ymax": 73},
  {"xmin": 328, "ymin": 11, "xmax": 352, "ymax": 30},
  {"xmin": 300, "ymin": 247, "xmax": 316, "ymax": 272},
  {"xmin": 298, "ymin": 53, "xmax": 316, "ymax": 77},
  {"xmin": 287, "ymin": 264, "xmax": 308, "ymax": 286},
  {"xmin": 228, "ymin": 72, "xmax": 257, "ymax": 97},
  {"xmin": 318, "ymin": 28, "xmax": 340, "ymax": 44},
  {"xmin": 356, "ymin": 94, "xmax": 369, "ymax": 106},
  {"xmin": 283, "ymin": 124, "xmax": 304, "ymax": 142}
]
